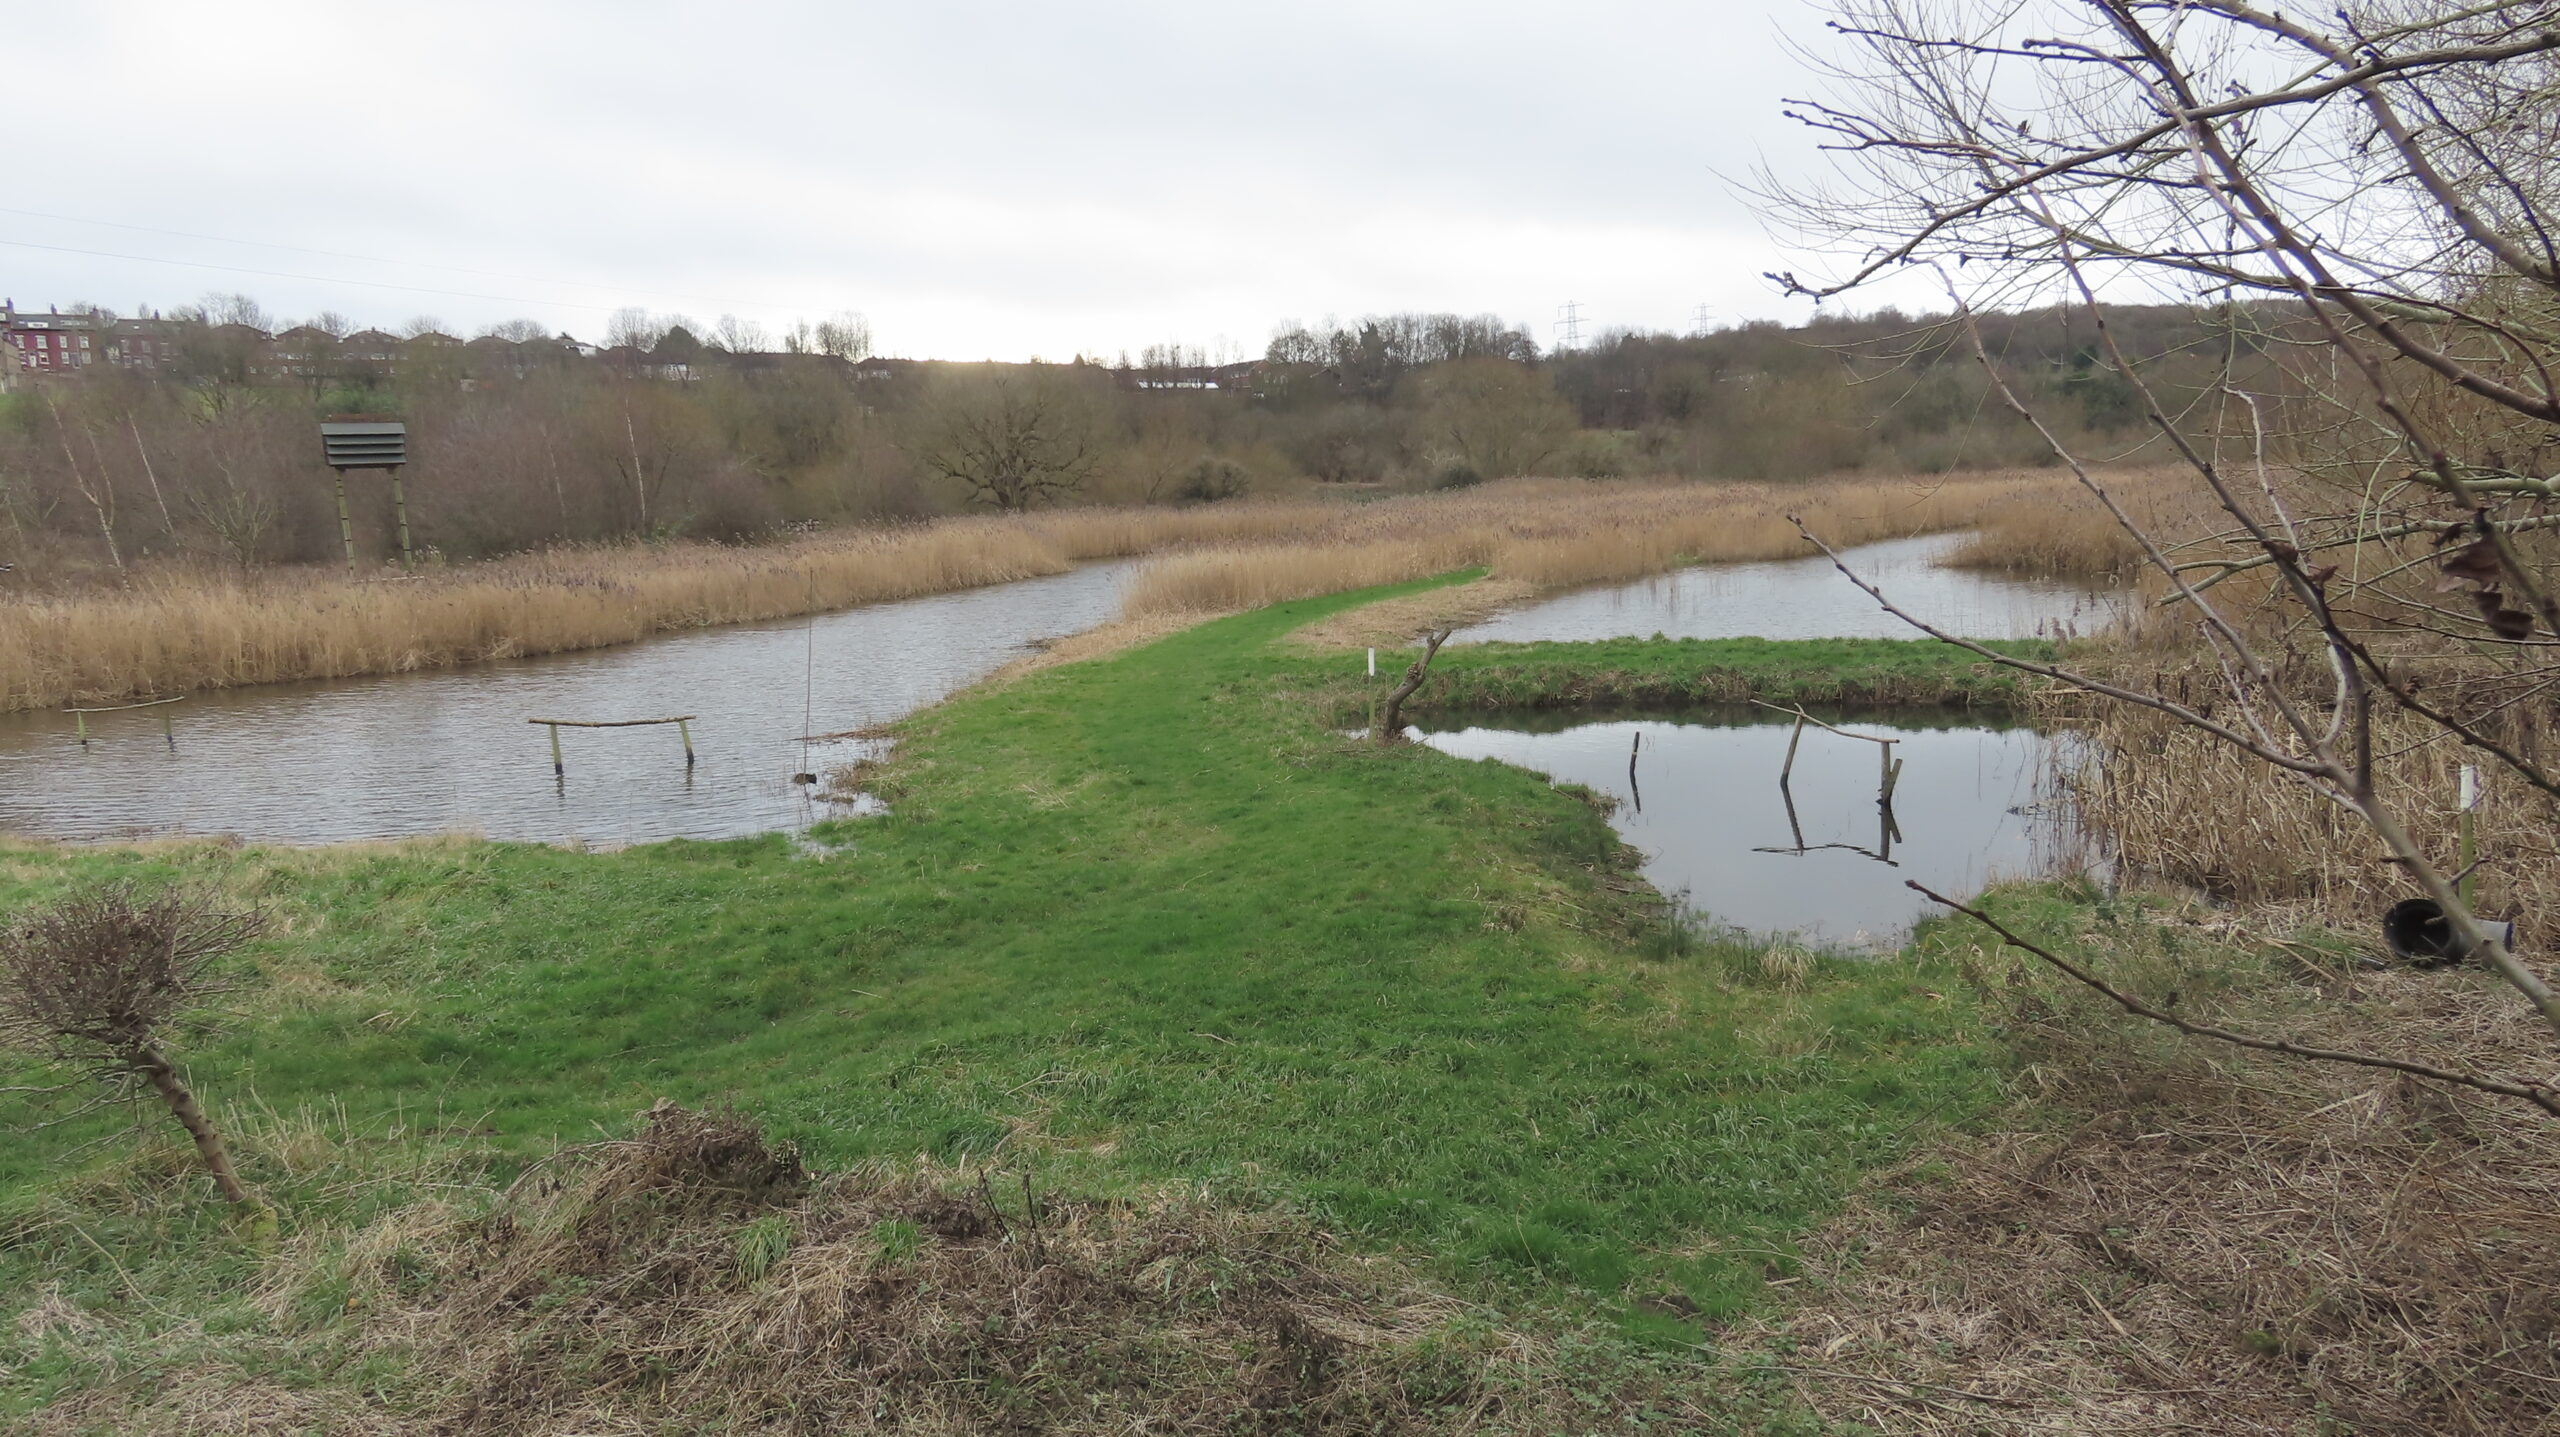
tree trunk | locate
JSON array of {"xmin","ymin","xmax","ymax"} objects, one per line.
[
  {"xmin": 1372, "ymin": 629, "xmax": 1453, "ymax": 743},
  {"xmin": 129, "ymin": 1045, "xmax": 254, "ymax": 1206},
  {"xmin": 130, "ymin": 418, "xmax": 177, "ymax": 541}
]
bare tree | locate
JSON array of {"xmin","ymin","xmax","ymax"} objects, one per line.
[
  {"xmin": 712, "ymin": 313, "xmax": 770, "ymax": 355},
  {"xmin": 1372, "ymin": 629, "xmax": 1454, "ymax": 743},
  {"xmin": 606, "ymin": 306, "xmax": 669, "ymax": 353},
  {"xmin": 0, "ymin": 884, "xmax": 267, "ymax": 1206},
  {"xmin": 1768, "ymin": 0, "xmax": 2560, "ymax": 1106},
  {"xmin": 918, "ymin": 374, "xmax": 1101, "ymax": 512},
  {"xmin": 39, "ymin": 389, "xmax": 121, "ymax": 570},
  {"xmin": 812, "ymin": 311, "xmax": 872, "ymax": 361}
]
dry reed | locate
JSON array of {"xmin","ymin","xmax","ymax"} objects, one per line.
[
  {"xmin": 2049, "ymin": 693, "xmax": 2560, "ymax": 935},
  {"xmin": 0, "ymin": 468, "xmax": 2170, "ymax": 713},
  {"xmin": 1118, "ymin": 467, "xmax": 2178, "ymax": 619},
  {"xmin": 0, "ymin": 504, "xmax": 1341, "ymax": 713},
  {"xmin": 1757, "ymin": 903, "xmax": 2560, "ymax": 1434}
]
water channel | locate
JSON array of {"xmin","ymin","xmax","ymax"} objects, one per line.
[
  {"xmin": 0, "ymin": 561, "xmax": 1142, "ymax": 846},
  {"xmin": 1412, "ymin": 708, "xmax": 2082, "ymax": 948},
  {"xmin": 1455, "ymin": 531, "xmax": 2121, "ymax": 645},
  {"xmin": 0, "ymin": 533, "xmax": 2110, "ymax": 874}
]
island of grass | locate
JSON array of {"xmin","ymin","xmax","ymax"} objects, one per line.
[
  {"xmin": 1411, "ymin": 634, "xmax": 2049, "ymax": 713},
  {"xmin": 0, "ymin": 578, "xmax": 2025, "ymax": 1432}
]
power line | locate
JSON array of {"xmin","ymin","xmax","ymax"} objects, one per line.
[
  {"xmin": 0, "ymin": 204, "xmax": 688, "ymax": 301},
  {"xmin": 1553, "ymin": 299, "xmax": 1585, "ymax": 351},
  {"xmin": 0, "ymin": 206, "xmax": 817, "ymax": 318},
  {"xmin": 0, "ymin": 235, "xmax": 622, "ymax": 313}
]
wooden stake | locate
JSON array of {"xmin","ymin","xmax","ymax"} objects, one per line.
[
  {"xmin": 677, "ymin": 717, "xmax": 695, "ymax": 767},
  {"xmin": 332, "ymin": 471, "xmax": 356, "ymax": 572},
  {"xmin": 389, "ymin": 472, "xmax": 414, "ymax": 569},
  {"xmin": 546, "ymin": 721, "xmax": 564, "ymax": 777}
]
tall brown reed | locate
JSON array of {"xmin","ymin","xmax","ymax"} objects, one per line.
[
  {"xmin": 0, "ymin": 505, "xmax": 1345, "ymax": 712},
  {"xmin": 0, "ymin": 467, "xmax": 2164, "ymax": 712},
  {"xmin": 1117, "ymin": 468, "xmax": 2169, "ymax": 617}
]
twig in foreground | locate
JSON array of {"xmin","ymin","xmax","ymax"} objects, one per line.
[{"xmin": 1904, "ymin": 880, "xmax": 2560, "ymax": 1119}]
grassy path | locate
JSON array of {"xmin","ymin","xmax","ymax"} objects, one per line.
[{"xmin": 1, "ymin": 579, "xmax": 2004, "ymax": 1420}]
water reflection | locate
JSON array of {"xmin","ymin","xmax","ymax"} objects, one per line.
[
  {"xmin": 1414, "ymin": 706, "xmax": 2081, "ymax": 947},
  {"xmin": 0, "ymin": 562, "xmax": 1140, "ymax": 847},
  {"xmin": 1456, "ymin": 533, "xmax": 2121, "ymax": 645}
]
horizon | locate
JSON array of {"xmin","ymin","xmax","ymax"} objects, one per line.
[{"xmin": 0, "ymin": 1, "xmax": 1965, "ymax": 363}]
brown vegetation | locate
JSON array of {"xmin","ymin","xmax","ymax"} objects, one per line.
[
  {"xmin": 0, "ymin": 468, "xmax": 2166, "ymax": 713},
  {"xmin": 1762, "ymin": 898, "xmax": 2560, "ymax": 1435},
  {"xmin": 0, "ymin": 503, "xmax": 1325, "ymax": 711},
  {"xmin": 1121, "ymin": 467, "xmax": 2170, "ymax": 619},
  {"xmin": 29, "ymin": 1102, "xmax": 1671, "ymax": 1435}
]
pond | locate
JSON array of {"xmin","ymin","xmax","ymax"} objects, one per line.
[
  {"xmin": 0, "ymin": 561, "xmax": 1142, "ymax": 847},
  {"xmin": 1413, "ymin": 706, "xmax": 2084, "ymax": 947},
  {"xmin": 1455, "ymin": 532, "xmax": 2121, "ymax": 645}
]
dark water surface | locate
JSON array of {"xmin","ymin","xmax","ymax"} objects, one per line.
[
  {"xmin": 1414, "ymin": 707, "xmax": 2082, "ymax": 946},
  {"xmin": 1456, "ymin": 532, "xmax": 2122, "ymax": 645},
  {"xmin": 0, "ymin": 562, "xmax": 1141, "ymax": 846}
]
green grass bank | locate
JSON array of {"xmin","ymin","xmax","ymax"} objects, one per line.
[
  {"xmin": 1405, "ymin": 635, "xmax": 2048, "ymax": 714},
  {"xmin": 0, "ymin": 585, "xmax": 2015, "ymax": 1430}
]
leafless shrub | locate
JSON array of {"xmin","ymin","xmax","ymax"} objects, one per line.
[
  {"xmin": 0, "ymin": 882, "xmax": 266, "ymax": 1206},
  {"xmin": 1768, "ymin": 0, "xmax": 2560, "ymax": 1108}
]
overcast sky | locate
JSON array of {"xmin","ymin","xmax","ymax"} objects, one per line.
[{"xmin": 3, "ymin": 2, "xmax": 1890, "ymax": 359}]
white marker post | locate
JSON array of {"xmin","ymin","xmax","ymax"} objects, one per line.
[
  {"xmin": 2459, "ymin": 765, "xmax": 2480, "ymax": 905},
  {"xmin": 1367, "ymin": 647, "xmax": 1376, "ymax": 677}
]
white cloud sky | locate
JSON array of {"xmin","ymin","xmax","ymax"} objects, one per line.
[{"xmin": 2, "ymin": 1, "xmax": 1904, "ymax": 358}]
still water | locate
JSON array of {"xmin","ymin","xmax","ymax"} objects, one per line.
[
  {"xmin": 1456, "ymin": 532, "xmax": 2121, "ymax": 645},
  {"xmin": 0, "ymin": 562, "xmax": 1141, "ymax": 846},
  {"xmin": 1415, "ymin": 707, "xmax": 2080, "ymax": 947}
]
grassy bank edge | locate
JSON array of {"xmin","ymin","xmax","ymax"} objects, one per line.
[{"xmin": 0, "ymin": 577, "xmax": 2033, "ymax": 1431}]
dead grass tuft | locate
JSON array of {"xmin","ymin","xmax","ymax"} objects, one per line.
[
  {"xmin": 1760, "ymin": 899, "xmax": 2560, "ymax": 1435},
  {"xmin": 32, "ymin": 1104, "xmax": 1663, "ymax": 1435}
]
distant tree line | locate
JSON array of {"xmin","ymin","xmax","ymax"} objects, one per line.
[{"xmin": 0, "ymin": 291, "xmax": 2299, "ymax": 575}]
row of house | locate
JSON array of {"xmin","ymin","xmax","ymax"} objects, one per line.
[
  {"xmin": 0, "ymin": 303, "xmax": 181, "ymax": 378},
  {"xmin": 2, "ymin": 300, "xmax": 1271, "ymax": 397},
  {"xmin": 0, "ymin": 301, "xmax": 607, "ymax": 393}
]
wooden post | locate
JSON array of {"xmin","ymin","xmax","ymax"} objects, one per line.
[
  {"xmin": 1779, "ymin": 712, "xmax": 1806, "ymax": 785},
  {"xmin": 527, "ymin": 715, "xmax": 697, "ymax": 779},
  {"xmin": 63, "ymin": 694, "xmax": 187, "ymax": 748},
  {"xmin": 1627, "ymin": 730, "xmax": 1643, "ymax": 813},
  {"xmin": 389, "ymin": 472, "xmax": 414, "ymax": 569},
  {"xmin": 332, "ymin": 471, "xmax": 357, "ymax": 572}
]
